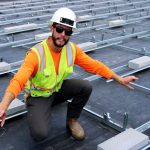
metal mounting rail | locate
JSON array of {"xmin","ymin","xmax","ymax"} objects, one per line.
[
  {"xmin": 6, "ymin": 110, "xmax": 27, "ymax": 120},
  {"xmin": 0, "ymin": 0, "xmax": 73, "ymax": 8},
  {"xmin": 106, "ymin": 65, "xmax": 150, "ymax": 82},
  {"xmin": 95, "ymin": 15, "xmax": 150, "ymax": 33},
  {"xmin": 0, "ymin": 37, "xmax": 34, "ymax": 48},
  {"xmin": 0, "ymin": 11, "xmax": 142, "ymax": 36},
  {"xmin": 0, "ymin": 0, "xmax": 52, "ymax": 6},
  {"xmin": 0, "ymin": 1, "xmax": 116, "ymax": 16},
  {"xmin": 83, "ymin": 64, "xmax": 150, "ymax": 132},
  {"xmin": 83, "ymin": 41, "xmax": 123, "ymax": 52},
  {"xmin": 141, "ymin": 142, "xmax": 150, "ymax": 150},
  {"xmin": 96, "ymin": 30, "xmax": 150, "ymax": 46},
  {"xmin": 0, "ymin": 60, "xmax": 23, "ymax": 75},
  {"xmin": 76, "ymin": 6, "xmax": 150, "ymax": 25},
  {"xmin": 114, "ymin": 44, "xmax": 150, "ymax": 56},
  {"xmin": 1, "ymin": 4, "xmax": 150, "ymax": 26},
  {"xmin": 0, "ymin": 0, "xmax": 95, "ymax": 11},
  {"xmin": 136, "ymin": 121, "xmax": 150, "ymax": 133},
  {"xmin": 1, "ymin": 27, "xmax": 150, "ymax": 50},
  {"xmin": 0, "ymin": 0, "xmax": 148, "ymax": 19},
  {"xmin": 75, "ymin": 7, "xmax": 150, "ymax": 31},
  {"xmin": 0, "ymin": 25, "xmax": 48, "ymax": 36},
  {"xmin": 84, "ymin": 65, "xmax": 127, "ymax": 81},
  {"xmin": 107, "ymin": 65, "xmax": 150, "ymax": 94},
  {"xmin": 85, "ymin": 64, "xmax": 150, "ymax": 90},
  {"xmin": 0, "ymin": 0, "xmax": 131, "ymax": 13},
  {"xmin": 130, "ymin": 82, "xmax": 150, "ymax": 94},
  {"xmin": 136, "ymin": 119, "xmax": 150, "ymax": 149},
  {"xmin": 83, "ymin": 65, "xmax": 132, "ymax": 132},
  {"xmin": 1, "ymin": 10, "xmax": 150, "ymax": 38},
  {"xmin": 84, "ymin": 63, "xmax": 150, "ymax": 122},
  {"xmin": 83, "ymin": 107, "xmax": 128, "ymax": 132},
  {"xmin": 0, "ymin": 68, "xmax": 18, "ymax": 75}
]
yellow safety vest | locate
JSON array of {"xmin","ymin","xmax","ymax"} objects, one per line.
[{"xmin": 25, "ymin": 40, "xmax": 76, "ymax": 97}]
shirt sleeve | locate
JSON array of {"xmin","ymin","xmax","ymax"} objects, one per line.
[
  {"xmin": 74, "ymin": 44, "xmax": 114, "ymax": 79},
  {"xmin": 6, "ymin": 50, "xmax": 38, "ymax": 97}
]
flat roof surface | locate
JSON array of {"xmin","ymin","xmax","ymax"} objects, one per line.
[{"xmin": 0, "ymin": 0, "xmax": 150, "ymax": 149}]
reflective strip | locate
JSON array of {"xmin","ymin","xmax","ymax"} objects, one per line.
[
  {"xmin": 34, "ymin": 44, "xmax": 45, "ymax": 71},
  {"xmin": 24, "ymin": 89, "xmax": 30, "ymax": 94},
  {"xmin": 24, "ymin": 89, "xmax": 31, "ymax": 98},
  {"xmin": 31, "ymin": 84, "xmax": 55, "ymax": 92},
  {"xmin": 66, "ymin": 43, "xmax": 73, "ymax": 67},
  {"xmin": 31, "ymin": 84, "xmax": 37, "ymax": 90},
  {"xmin": 31, "ymin": 83, "xmax": 46, "ymax": 90}
]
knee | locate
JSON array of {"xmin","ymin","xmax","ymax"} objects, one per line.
[
  {"xmin": 83, "ymin": 80, "xmax": 92, "ymax": 94},
  {"xmin": 31, "ymin": 128, "xmax": 49, "ymax": 142}
]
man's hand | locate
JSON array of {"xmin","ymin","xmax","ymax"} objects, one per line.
[
  {"xmin": 112, "ymin": 73, "xmax": 138, "ymax": 89},
  {"xmin": 0, "ymin": 91, "xmax": 15, "ymax": 127},
  {"xmin": 0, "ymin": 105, "xmax": 6, "ymax": 127},
  {"xmin": 119, "ymin": 76, "xmax": 139, "ymax": 89}
]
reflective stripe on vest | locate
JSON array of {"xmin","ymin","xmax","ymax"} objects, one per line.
[
  {"xmin": 33, "ymin": 44, "xmax": 45, "ymax": 72},
  {"xmin": 66, "ymin": 42, "xmax": 73, "ymax": 67}
]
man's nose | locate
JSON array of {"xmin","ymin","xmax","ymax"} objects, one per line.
[{"xmin": 60, "ymin": 30, "xmax": 66, "ymax": 36}]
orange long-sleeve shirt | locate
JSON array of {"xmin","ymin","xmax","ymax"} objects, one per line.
[{"xmin": 6, "ymin": 37, "xmax": 113, "ymax": 97}]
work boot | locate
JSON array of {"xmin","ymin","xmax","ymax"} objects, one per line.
[{"xmin": 66, "ymin": 118, "xmax": 85, "ymax": 140}]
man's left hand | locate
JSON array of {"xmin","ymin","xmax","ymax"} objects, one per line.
[
  {"xmin": 118, "ymin": 76, "xmax": 138, "ymax": 90},
  {"xmin": 112, "ymin": 73, "xmax": 139, "ymax": 90}
]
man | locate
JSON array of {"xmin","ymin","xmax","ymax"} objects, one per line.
[{"xmin": 0, "ymin": 7, "xmax": 138, "ymax": 142}]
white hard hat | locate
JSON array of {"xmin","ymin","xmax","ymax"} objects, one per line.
[{"xmin": 50, "ymin": 7, "xmax": 76, "ymax": 28}]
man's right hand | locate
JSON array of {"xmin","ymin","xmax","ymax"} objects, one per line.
[
  {"xmin": 0, "ymin": 92, "xmax": 15, "ymax": 127},
  {"xmin": 0, "ymin": 105, "xmax": 6, "ymax": 127}
]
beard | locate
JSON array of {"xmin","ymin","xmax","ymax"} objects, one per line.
[{"xmin": 52, "ymin": 34, "xmax": 69, "ymax": 48}]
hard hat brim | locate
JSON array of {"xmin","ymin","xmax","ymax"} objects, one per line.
[{"xmin": 48, "ymin": 20, "xmax": 76, "ymax": 29}]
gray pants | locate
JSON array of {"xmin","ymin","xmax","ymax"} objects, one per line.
[{"xmin": 26, "ymin": 79, "xmax": 92, "ymax": 142}]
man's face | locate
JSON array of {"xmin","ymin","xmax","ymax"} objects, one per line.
[{"xmin": 51, "ymin": 24, "xmax": 73, "ymax": 48}]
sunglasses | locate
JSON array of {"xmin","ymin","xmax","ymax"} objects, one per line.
[{"xmin": 54, "ymin": 26, "xmax": 73, "ymax": 36}]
